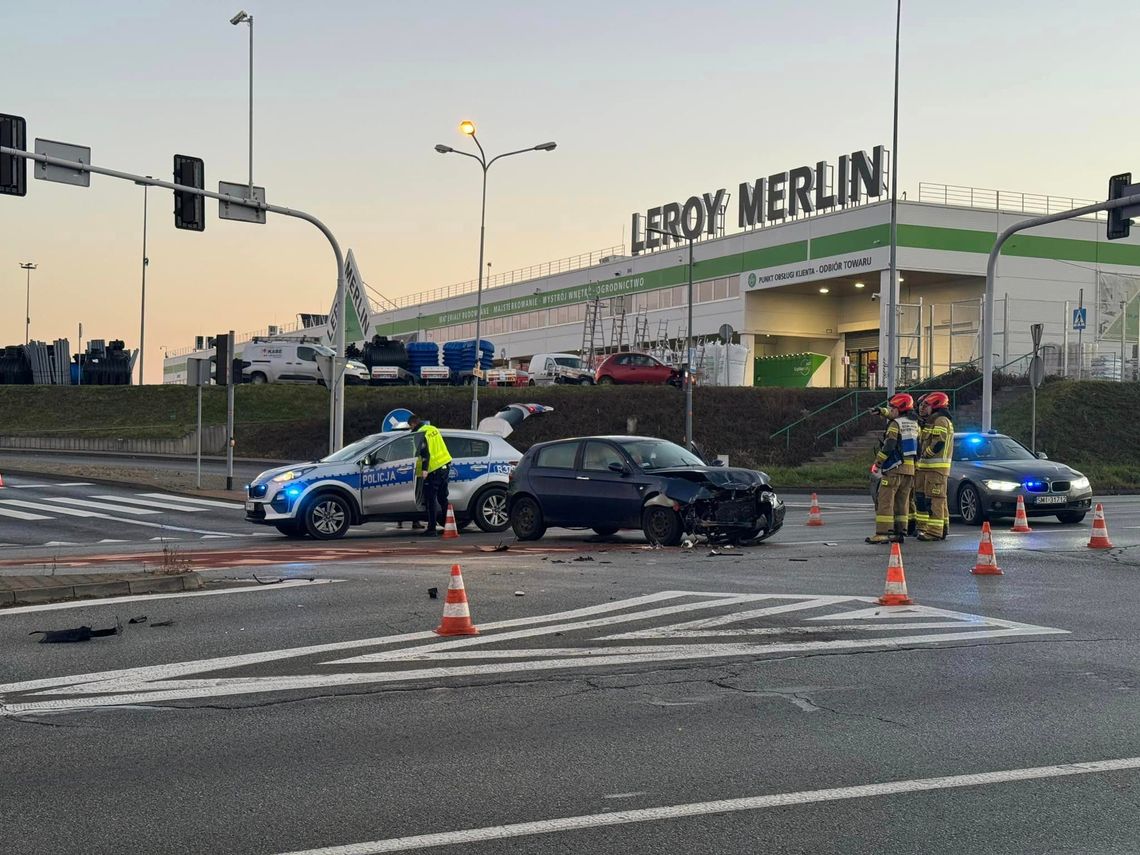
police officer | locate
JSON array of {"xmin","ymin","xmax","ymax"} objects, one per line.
[
  {"xmin": 408, "ymin": 413, "xmax": 453, "ymax": 537},
  {"xmin": 915, "ymin": 391, "xmax": 954, "ymax": 541},
  {"xmin": 866, "ymin": 393, "xmax": 920, "ymax": 544}
]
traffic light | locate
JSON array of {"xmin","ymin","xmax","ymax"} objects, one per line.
[
  {"xmin": 214, "ymin": 333, "xmax": 232, "ymax": 386},
  {"xmin": 173, "ymin": 154, "xmax": 205, "ymax": 231},
  {"xmin": 1108, "ymin": 172, "xmax": 1134, "ymax": 241},
  {"xmin": 0, "ymin": 113, "xmax": 27, "ymax": 197}
]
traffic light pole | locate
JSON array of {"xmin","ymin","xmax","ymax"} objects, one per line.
[
  {"xmin": 980, "ymin": 191, "xmax": 1140, "ymax": 432},
  {"xmin": 0, "ymin": 144, "xmax": 348, "ymax": 453}
]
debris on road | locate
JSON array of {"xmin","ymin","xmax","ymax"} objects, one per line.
[
  {"xmin": 253, "ymin": 575, "xmax": 316, "ymax": 585},
  {"xmin": 428, "ymin": 587, "xmax": 439, "ymax": 599},
  {"xmin": 514, "ymin": 590, "xmax": 525, "ymax": 597},
  {"xmin": 128, "ymin": 615, "xmax": 148, "ymax": 624},
  {"xmin": 150, "ymin": 620, "xmax": 175, "ymax": 628},
  {"xmin": 476, "ymin": 542, "xmax": 511, "ymax": 553},
  {"xmin": 573, "ymin": 555, "xmax": 595, "ymax": 562},
  {"xmin": 29, "ymin": 620, "xmax": 121, "ymax": 644}
]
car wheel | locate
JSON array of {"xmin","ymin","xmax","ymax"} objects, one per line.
[
  {"xmin": 472, "ymin": 486, "xmax": 510, "ymax": 532},
  {"xmin": 511, "ymin": 496, "xmax": 547, "ymax": 541},
  {"xmin": 598, "ymin": 376, "xmax": 614, "ymax": 385},
  {"xmin": 957, "ymin": 482, "xmax": 985, "ymax": 526},
  {"xmin": 642, "ymin": 506, "xmax": 683, "ymax": 547},
  {"xmin": 1056, "ymin": 511, "xmax": 1087, "ymax": 524},
  {"xmin": 274, "ymin": 521, "xmax": 308, "ymax": 539},
  {"xmin": 527, "ymin": 379, "xmax": 535, "ymax": 386},
  {"xmin": 591, "ymin": 526, "xmax": 619, "ymax": 536},
  {"xmin": 579, "ymin": 377, "xmax": 593, "ymax": 386},
  {"xmin": 250, "ymin": 372, "xmax": 268, "ymax": 384},
  {"xmin": 303, "ymin": 493, "xmax": 351, "ymax": 540}
]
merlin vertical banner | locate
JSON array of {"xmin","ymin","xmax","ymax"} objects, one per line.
[{"xmin": 326, "ymin": 248, "xmax": 372, "ymax": 347}]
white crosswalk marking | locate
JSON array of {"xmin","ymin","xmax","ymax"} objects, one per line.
[
  {"xmin": 137, "ymin": 493, "xmax": 244, "ymax": 510},
  {"xmin": 0, "ymin": 499, "xmax": 101, "ymax": 517},
  {"xmin": 0, "ymin": 506, "xmax": 52, "ymax": 521},
  {"xmin": 90, "ymin": 495, "xmax": 207, "ymax": 512},
  {"xmin": 41, "ymin": 497, "xmax": 161, "ymax": 516}
]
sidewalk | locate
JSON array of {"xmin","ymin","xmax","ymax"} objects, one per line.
[{"xmin": 0, "ymin": 572, "xmax": 202, "ymax": 606}]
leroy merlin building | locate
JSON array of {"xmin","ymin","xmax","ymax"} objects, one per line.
[{"xmin": 166, "ymin": 144, "xmax": 1140, "ymax": 386}]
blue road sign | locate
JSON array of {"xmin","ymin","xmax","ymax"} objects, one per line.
[
  {"xmin": 1073, "ymin": 307, "xmax": 1087, "ymax": 331},
  {"xmin": 382, "ymin": 408, "xmax": 414, "ymax": 432}
]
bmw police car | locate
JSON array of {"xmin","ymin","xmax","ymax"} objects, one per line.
[{"xmin": 245, "ymin": 429, "xmax": 525, "ymax": 539}]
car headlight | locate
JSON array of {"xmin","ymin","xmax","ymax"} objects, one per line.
[
  {"xmin": 271, "ymin": 467, "xmax": 314, "ymax": 483},
  {"xmin": 984, "ymin": 479, "xmax": 1021, "ymax": 492},
  {"xmin": 1071, "ymin": 476, "xmax": 1090, "ymax": 491}
]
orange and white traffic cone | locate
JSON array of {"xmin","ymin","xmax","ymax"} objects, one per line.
[
  {"xmin": 877, "ymin": 542, "xmax": 914, "ymax": 606},
  {"xmin": 971, "ymin": 521, "xmax": 1003, "ymax": 575},
  {"xmin": 434, "ymin": 564, "xmax": 479, "ymax": 636},
  {"xmin": 1087, "ymin": 503, "xmax": 1114, "ymax": 549},
  {"xmin": 1010, "ymin": 495, "xmax": 1032, "ymax": 533},
  {"xmin": 442, "ymin": 504, "xmax": 460, "ymax": 539},
  {"xmin": 0, "ymin": 472, "xmax": 5, "ymax": 488},
  {"xmin": 806, "ymin": 493, "xmax": 824, "ymax": 527}
]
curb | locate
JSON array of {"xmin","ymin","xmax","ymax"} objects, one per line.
[{"xmin": 1, "ymin": 573, "xmax": 203, "ymax": 607}]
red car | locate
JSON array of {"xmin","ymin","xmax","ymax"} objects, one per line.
[{"xmin": 594, "ymin": 352, "xmax": 681, "ymax": 386}]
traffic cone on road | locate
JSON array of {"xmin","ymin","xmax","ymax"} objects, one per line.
[
  {"xmin": 0, "ymin": 472, "xmax": 5, "ymax": 488},
  {"xmin": 434, "ymin": 564, "xmax": 479, "ymax": 636},
  {"xmin": 877, "ymin": 542, "xmax": 914, "ymax": 606},
  {"xmin": 1087, "ymin": 503, "xmax": 1114, "ymax": 549},
  {"xmin": 1010, "ymin": 495, "xmax": 1032, "ymax": 533},
  {"xmin": 971, "ymin": 522, "xmax": 1003, "ymax": 576},
  {"xmin": 806, "ymin": 493, "xmax": 824, "ymax": 526},
  {"xmin": 442, "ymin": 504, "xmax": 460, "ymax": 539}
]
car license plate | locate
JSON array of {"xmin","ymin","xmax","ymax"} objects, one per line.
[
  {"xmin": 245, "ymin": 501, "xmax": 257, "ymax": 511},
  {"xmin": 1035, "ymin": 495, "xmax": 1066, "ymax": 505}
]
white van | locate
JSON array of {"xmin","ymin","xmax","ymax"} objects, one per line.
[
  {"xmin": 526, "ymin": 352, "xmax": 594, "ymax": 385},
  {"xmin": 242, "ymin": 341, "xmax": 370, "ymax": 385}
]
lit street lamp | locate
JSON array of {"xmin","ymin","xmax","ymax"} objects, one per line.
[
  {"xmin": 645, "ymin": 226, "xmax": 695, "ymax": 452},
  {"xmin": 435, "ymin": 121, "xmax": 557, "ymax": 429},
  {"xmin": 19, "ymin": 261, "xmax": 36, "ymax": 345},
  {"xmin": 230, "ymin": 9, "xmax": 254, "ymax": 194}
]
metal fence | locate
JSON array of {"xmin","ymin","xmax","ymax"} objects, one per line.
[{"xmin": 917, "ymin": 182, "xmax": 1105, "ymax": 220}]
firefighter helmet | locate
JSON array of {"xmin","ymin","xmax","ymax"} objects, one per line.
[
  {"xmin": 923, "ymin": 391, "xmax": 950, "ymax": 410},
  {"xmin": 888, "ymin": 393, "xmax": 915, "ymax": 411}
]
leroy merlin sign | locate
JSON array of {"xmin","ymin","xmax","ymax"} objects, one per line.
[{"xmin": 631, "ymin": 145, "xmax": 887, "ymax": 255}]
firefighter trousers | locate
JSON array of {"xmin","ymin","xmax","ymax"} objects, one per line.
[
  {"xmin": 921, "ymin": 471, "xmax": 950, "ymax": 537},
  {"xmin": 913, "ymin": 471, "xmax": 930, "ymax": 532},
  {"xmin": 875, "ymin": 471, "xmax": 914, "ymax": 536}
]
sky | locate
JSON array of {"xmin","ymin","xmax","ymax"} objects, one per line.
[{"xmin": 4, "ymin": 0, "xmax": 1139, "ymax": 382}]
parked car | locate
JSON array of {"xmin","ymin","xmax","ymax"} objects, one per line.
[
  {"xmin": 242, "ymin": 341, "xmax": 369, "ymax": 386},
  {"xmin": 245, "ymin": 429, "xmax": 523, "ymax": 539},
  {"xmin": 594, "ymin": 352, "xmax": 681, "ymax": 386},
  {"xmin": 487, "ymin": 367, "xmax": 531, "ymax": 387},
  {"xmin": 507, "ymin": 435, "xmax": 785, "ymax": 546},
  {"xmin": 949, "ymin": 432, "xmax": 1093, "ymax": 525},
  {"xmin": 526, "ymin": 352, "xmax": 594, "ymax": 385}
]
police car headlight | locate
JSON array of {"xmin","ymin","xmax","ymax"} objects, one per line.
[
  {"xmin": 984, "ymin": 479, "xmax": 1020, "ymax": 492},
  {"xmin": 1071, "ymin": 476, "xmax": 1090, "ymax": 491},
  {"xmin": 272, "ymin": 467, "xmax": 314, "ymax": 483}
]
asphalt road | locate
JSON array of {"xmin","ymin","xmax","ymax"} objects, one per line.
[{"xmin": 2, "ymin": 493, "xmax": 1139, "ymax": 854}]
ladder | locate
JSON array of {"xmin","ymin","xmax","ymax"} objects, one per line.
[
  {"xmin": 632, "ymin": 312, "xmax": 649, "ymax": 350},
  {"xmin": 607, "ymin": 296, "xmax": 627, "ymax": 355},
  {"xmin": 580, "ymin": 296, "xmax": 603, "ymax": 368}
]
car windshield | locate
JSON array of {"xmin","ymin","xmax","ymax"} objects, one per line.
[
  {"xmin": 321, "ymin": 434, "xmax": 383, "ymax": 463},
  {"xmin": 618, "ymin": 439, "xmax": 704, "ymax": 470},
  {"xmin": 554, "ymin": 357, "xmax": 582, "ymax": 368},
  {"xmin": 954, "ymin": 435, "xmax": 1036, "ymax": 461}
]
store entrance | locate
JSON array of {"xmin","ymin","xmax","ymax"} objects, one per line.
[{"xmin": 845, "ymin": 348, "xmax": 879, "ymax": 388}]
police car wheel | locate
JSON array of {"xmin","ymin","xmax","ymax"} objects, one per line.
[
  {"xmin": 473, "ymin": 487, "xmax": 510, "ymax": 532},
  {"xmin": 304, "ymin": 493, "xmax": 351, "ymax": 540},
  {"xmin": 957, "ymin": 482, "xmax": 984, "ymax": 526}
]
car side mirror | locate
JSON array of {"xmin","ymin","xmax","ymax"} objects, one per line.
[
  {"xmin": 710, "ymin": 458, "xmax": 726, "ymax": 467},
  {"xmin": 1036, "ymin": 451, "xmax": 1049, "ymax": 460},
  {"xmin": 608, "ymin": 461, "xmax": 630, "ymax": 476}
]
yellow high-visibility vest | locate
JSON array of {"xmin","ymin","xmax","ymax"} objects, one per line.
[{"xmin": 417, "ymin": 425, "xmax": 453, "ymax": 474}]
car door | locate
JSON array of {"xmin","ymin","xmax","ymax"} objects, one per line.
[
  {"xmin": 526, "ymin": 440, "xmax": 582, "ymax": 524},
  {"xmin": 442, "ymin": 433, "xmax": 491, "ymax": 509},
  {"xmin": 293, "ymin": 346, "xmax": 321, "ymax": 384},
  {"xmin": 359, "ymin": 434, "xmax": 421, "ymax": 516},
  {"xmin": 569, "ymin": 440, "xmax": 645, "ymax": 527},
  {"xmin": 608, "ymin": 354, "xmax": 633, "ymax": 383}
]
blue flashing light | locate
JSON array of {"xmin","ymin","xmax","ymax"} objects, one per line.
[
  {"xmin": 1024, "ymin": 480, "xmax": 1046, "ymax": 490},
  {"xmin": 285, "ymin": 487, "xmax": 302, "ymax": 499},
  {"xmin": 967, "ymin": 436, "xmax": 984, "ymax": 445}
]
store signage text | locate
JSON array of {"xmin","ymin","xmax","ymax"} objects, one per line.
[{"xmin": 631, "ymin": 145, "xmax": 887, "ymax": 256}]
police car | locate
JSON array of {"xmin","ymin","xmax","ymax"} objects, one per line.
[{"xmin": 245, "ymin": 429, "xmax": 524, "ymax": 539}]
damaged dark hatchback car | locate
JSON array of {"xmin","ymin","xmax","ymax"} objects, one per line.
[{"xmin": 507, "ymin": 435, "xmax": 785, "ymax": 546}]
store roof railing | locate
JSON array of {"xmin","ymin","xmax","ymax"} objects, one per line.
[{"xmin": 917, "ymin": 182, "xmax": 1105, "ymax": 220}]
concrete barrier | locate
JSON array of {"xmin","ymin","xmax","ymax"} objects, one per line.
[{"xmin": 0, "ymin": 426, "xmax": 228, "ymax": 456}]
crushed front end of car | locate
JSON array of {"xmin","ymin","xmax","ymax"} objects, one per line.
[{"xmin": 656, "ymin": 467, "xmax": 786, "ymax": 544}]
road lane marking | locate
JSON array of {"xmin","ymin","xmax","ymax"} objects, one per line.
[
  {"xmin": 0, "ymin": 506, "xmax": 52, "ymax": 521},
  {"xmin": 42, "ymin": 497, "xmax": 162, "ymax": 515},
  {"xmin": 0, "ymin": 578, "xmax": 341, "ymax": 616},
  {"xmin": 8, "ymin": 482, "xmax": 95, "ymax": 489},
  {"xmin": 0, "ymin": 499, "xmax": 236, "ymax": 537},
  {"xmin": 269, "ymin": 756, "xmax": 1140, "ymax": 854},
  {"xmin": 0, "ymin": 592, "xmax": 1067, "ymax": 715},
  {"xmin": 137, "ymin": 493, "xmax": 245, "ymax": 510},
  {"xmin": 0, "ymin": 499, "xmax": 102, "ymax": 516},
  {"xmin": 91, "ymin": 495, "xmax": 208, "ymax": 512}
]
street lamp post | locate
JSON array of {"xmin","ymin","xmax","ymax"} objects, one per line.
[
  {"xmin": 19, "ymin": 262, "xmax": 36, "ymax": 345},
  {"xmin": 886, "ymin": 0, "xmax": 902, "ymax": 396},
  {"xmin": 645, "ymin": 227, "xmax": 695, "ymax": 451},
  {"xmin": 230, "ymin": 10, "xmax": 254, "ymax": 194},
  {"xmin": 135, "ymin": 177, "xmax": 152, "ymax": 384},
  {"xmin": 434, "ymin": 121, "xmax": 557, "ymax": 429}
]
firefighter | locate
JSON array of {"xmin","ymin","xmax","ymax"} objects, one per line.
[
  {"xmin": 916, "ymin": 391, "xmax": 954, "ymax": 541},
  {"xmin": 912, "ymin": 394, "xmax": 932, "ymax": 537},
  {"xmin": 866, "ymin": 392, "xmax": 920, "ymax": 544}
]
